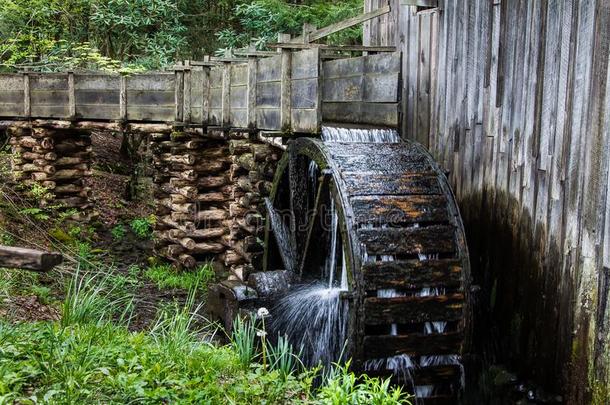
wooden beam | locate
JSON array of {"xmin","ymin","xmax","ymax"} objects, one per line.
[
  {"xmin": 291, "ymin": 5, "xmax": 391, "ymax": 44},
  {"xmin": 0, "ymin": 245, "xmax": 63, "ymax": 272},
  {"xmin": 233, "ymin": 50, "xmax": 277, "ymax": 57},
  {"xmin": 400, "ymin": 0, "xmax": 437, "ymax": 7},
  {"xmin": 269, "ymin": 43, "xmax": 396, "ymax": 52}
]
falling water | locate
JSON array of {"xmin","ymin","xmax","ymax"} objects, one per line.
[
  {"xmin": 321, "ymin": 126, "xmax": 401, "ymax": 143},
  {"xmin": 265, "ymin": 198, "xmax": 296, "ymax": 273},
  {"xmin": 271, "ymin": 200, "xmax": 349, "ymax": 368}
]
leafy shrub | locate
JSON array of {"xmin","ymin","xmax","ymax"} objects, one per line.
[{"xmin": 217, "ymin": 0, "xmax": 362, "ymax": 53}]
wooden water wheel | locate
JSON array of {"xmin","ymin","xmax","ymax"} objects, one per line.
[{"xmin": 264, "ymin": 136, "xmax": 470, "ymax": 403}]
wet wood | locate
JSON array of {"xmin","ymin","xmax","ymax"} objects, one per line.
[
  {"xmin": 364, "ymin": 293, "xmax": 465, "ymax": 325},
  {"xmin": 351, "ymin": 195, "xmax": 449, "ymax": 225},
  {"xmin": 363, "ymin": 331, "xmax": 464, "ymax": 358},
  {"xmin": 358, "ymin": 225, "xmax": 456, "ymax": 255},
  {"xmin": 362, "ymin": 259, "xmax": 463, "ymax": 289}
]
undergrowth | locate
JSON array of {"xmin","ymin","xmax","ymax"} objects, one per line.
[
  {"xmin": 145, "ymin": 263, "xmax": 215, "ymax": 291},
  {"xmin": 0, "ymin": 270, "xmax": 411, "ymax": 404}
]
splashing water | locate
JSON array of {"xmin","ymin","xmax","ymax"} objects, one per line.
[
  {"xmin": 271, "ymin": 201, "xmax": 349, "ymax": 368},
  {"xmin": 271, "ymin": 282, "xmax": 348, "ymax": 367},
  {"xmin": 321, "ymin": 126, "xmax": 401, "ymax": 143}
]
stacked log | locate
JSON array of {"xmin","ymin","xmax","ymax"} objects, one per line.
[
  {"xmin": 150, "ymin": 130, "xmax": 232, "ymax": 269},
  {"xmin": 8, "ymin": 125, "xmax": 92, "ymax": 213},
  {"xmin": 224, "ymin": 136, "xmax": 280, "ymax": 280}
]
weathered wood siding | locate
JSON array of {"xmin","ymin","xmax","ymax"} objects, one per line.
[
  {"xmin": 366, "ymin": 0, "xmax": 610, "ymax": 400},
  {"xmin": 322, "ymin": 52, "xmax": 401, "ymax": 127}
]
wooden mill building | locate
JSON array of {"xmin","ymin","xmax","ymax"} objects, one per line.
[{"xmin": 365, "ymin": 0, "xmax": 610, "ymax": 402}]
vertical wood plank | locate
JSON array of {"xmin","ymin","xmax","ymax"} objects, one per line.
[
  {"xmin": 23, "ymin": 73, "xmax": 30, "ymax": 118},
  {"xmin": 119, "ymin": 75, "xmax": 127, "ymax": 121},
  {"xmin": 68, "ymin": 72, "xmax": 75, "ymax": 119},
  {"xmin": 247, "ymin": 57, "xmax": 258, "ymax": 128},
  {"xmin": 222, "ymin": 62, "xmax": 231, "ymax": 127},
  {"xmin": 175, "ymin": 69, "xmax": 185, "ymax": 123},
  {"xmin": 183, "ymin": 63, "xmax": 192, "ymax": 124}
]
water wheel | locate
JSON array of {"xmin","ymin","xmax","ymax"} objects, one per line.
[{"xmin": 263, "ymin": 136, "xmax": 470, "ymax": 403}]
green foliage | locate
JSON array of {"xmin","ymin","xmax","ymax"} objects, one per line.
[
  {"xmin": 111, "ymin": 223, "xmax": 126, "ymax": 241},
  {"xmin": 61, "ymin": 268, "xmax": 133, "ymax": 327},
  {"xmin": 217, "ymin": 0, "xmax": 362, "ymax": 53},
  {"xmin": 267, "ymin": 334, "xmax": 303, "ymax": 379},
  {"xmin": 129, "ymin": 215, "xmax": 155, "ymax": 239},
  {"xmin": 89, "ymin": 0, "xmax": 188, "ymax": 69},
  {"xmin": 18, "ymin": 207, "xmax": 50, "ymax": 221},
  {"xmin": 318, "ymin": 362, "xmax": 410, "ymax": 405},
  {"xmin": 1, "ymin": 0, "xmax": 362, "ymax": 71},
  {"xmin": 0, "ymin": 229, "xmax": 15, "ymax": 246},
  {"xmin": 145, "ymin": 263, "xmax": 215, "ymax": 291},
  {"xmin": 232, "ymin": 315, "xmax": 257, "ymax": 368}
]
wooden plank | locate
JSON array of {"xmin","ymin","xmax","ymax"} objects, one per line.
[
  {"xmin": 248, "ymin": 58, "xmax": 257, "ymax": 127},
  {"xmin": 364, "ymin": 293, "xmax": 464, "ymax": 324},
  {"xmin": 222, "ymin": 63, "xmax": 231, "ymax": 127},
  {"xmin": 0, "ymin": 245, "xmax": 62, "ymax": 272},
  {"xmin": 343, "ymin": 172, "xmax": 442, "ymax": 196},
  {"xmin": 362, "ymin": 258, "xmax": 463, "ymax": 289},
  {"xmin": 322, "ymin": 102, "xmax": 399, "ymax": 127},
  {"xmin": 351, "ymin": 195, "xmax": 450, "ymax": 225},
  {"xmin": 280, "ymin": 34, "xmax": 292, "ymax": 131},
  {"xmin": 293, "ymin": 5, "xmax": 391, "ymax": 43},
  {"xmin": 357, "ymin": 224, "xmax": 456, "ymax": 255},
  {"xmin": 363, "ymin": 331, "xmax": 463, "ymax": 358}
]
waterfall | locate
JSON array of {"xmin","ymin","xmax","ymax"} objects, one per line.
[{"xmin": 321, "ymin": 126, "xmax": 401, "ymax": 143}]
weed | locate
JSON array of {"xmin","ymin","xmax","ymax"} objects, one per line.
[
  {"xmin": 318, "ymin": 361, "xmax": 411, "ymax": 404},
  {"xmin": 145, "ymin": 263, "xmax": 215, "ymax": 291},
  {"xmin": 19, "ymin": 207, "xmax": 50, "ymax": 221},
  {"xmin": 268, "ymin": 334, "xmax": 303, "ymax": 379},
  {"xmin": 0, "ymin": 229, "xmax": 14, "ymax": 246},
  {"xmin": 111, "ymin": 223, "xmax": 127, "ymax": 241},
  {"xmin": 129, "ymin": 215, "xmax": 156, "ymax": 239}
]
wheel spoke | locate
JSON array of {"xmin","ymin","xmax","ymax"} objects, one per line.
[
  {"xmin": 289, "ymin": 150, "xmax": 310, "ymax": 267},
  {"xmin": 299, "ymin": 170, "xmax": 331, "ymax": 277}
]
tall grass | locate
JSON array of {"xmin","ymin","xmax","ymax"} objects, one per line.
[
  {"xmin": 232, "ymin": 315, "xmax": 257, "ymax": 368},
  {"xmin": 61, "ymin": 266, "xmax": 134, "ymax": 327}
]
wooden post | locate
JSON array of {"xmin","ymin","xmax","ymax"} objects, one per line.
[
  {"xmin": 222, "ymin": 61, "xmax": 231, "ymax": 128},
  {"xmin": 175, "ymin": 63, "xmax": 185, "ymax": 123},
  {"xmin": 68, "ymin": 71, "xmax": 76, "ymax": 119},
  {"xmin": 183, "ymin": 60, "xmax": 192, "ymax": 124},
  {"xmin": 119, "ymin": 75, "xmax": 127, "ymax": 121},
  {"xmin": 279, "ymin": 33, "xmax": 292, "ymax": 132},
  {"xmin": 0, "ymin": 245, "xmax": 63, "ymax": 272},
  {"xmin": 202, "ymin": 56, "xmax": 211, "ymax": 126},
  {"xmin": 23, "ymin": 72, "xmax": 30, "ymax": 118},
  {"xmin": 247, "ymin": 52, "xmax": 258, "ymax": 128}
]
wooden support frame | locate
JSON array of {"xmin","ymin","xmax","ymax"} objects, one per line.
[
  {"xmin": 290, "ymin": 4, "xmax": 392, "ymax": 44},
  {"xmin": 269, "ymin": 43, "xmax": 396, "ymax": 53}
]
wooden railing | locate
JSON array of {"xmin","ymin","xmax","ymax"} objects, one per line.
[{"xmin": 0, "ymin": 50, "xmax": 402, "ymax": 132}]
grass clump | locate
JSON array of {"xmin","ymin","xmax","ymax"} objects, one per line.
[{"xmin": 145, "ymin": 263, "xmax": 215, "ymax": 291}]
